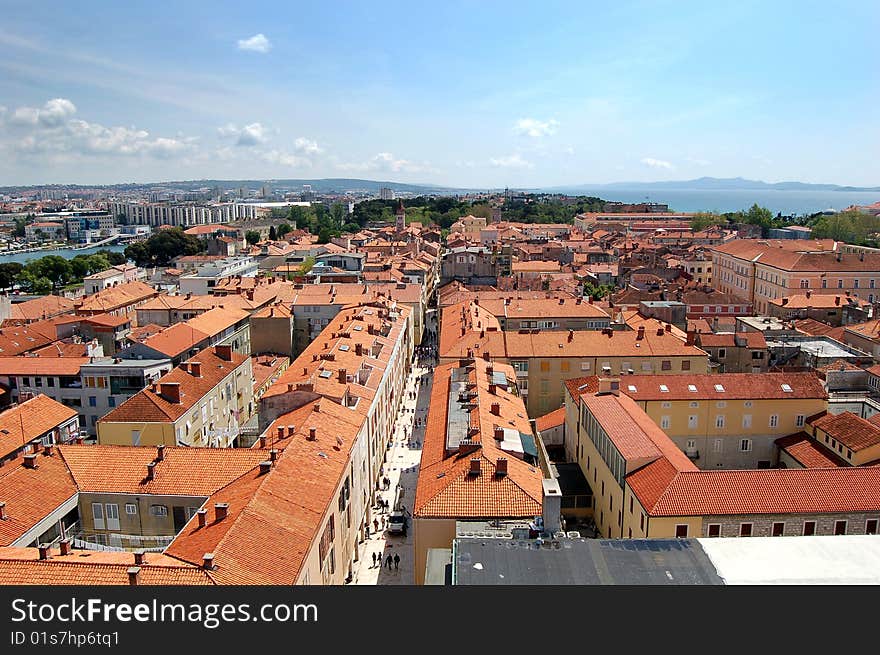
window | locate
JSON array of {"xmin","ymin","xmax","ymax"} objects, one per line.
[
  {"xmin": 686, "ymin": 439, "xmax": 696, "ymax": 450},
  {"xmin": 769, "ymin": 415, "xmax": 779, "ymax": 428},
  {"xmin": 707, "ymin": 524, "xmax": 721, "ymax": 537},
  {"xmin": 866, "ymin": 519, "xmax": 878, "ymax": 535},
  {"xmin": 88, "ymin": 396, "xmax": 97, "ymax": 407},
  {"xmin": 681, "ymin": 360, "xmax": 690, "ymax": 371},
  {"xmin": 689, "ymin": 401, "xmax": 699, "ymax": 408},
  {"xmin": 688, "ymin": 415, "xmax": 698, "ymax": 429},
  {"xmin": 744, "ymin": 401, "xmax": 752, "ymax": 408},
  {"xmin": 35, "ymin": 377, "xmax": 42, "ymax": 388},
  {"xmin": 838, "ymin": 279, "xmax": 843, "ymax": 289},
  {"xmin": 713, "ymin": 439, "xmax": 723, "ymax": 453},
  {"xmin": 540, "ymin": 361, "xmax": 550, "ymax": 372},
  {"xmin": 822, "ymin": 278, "xmax": 827, "ymax": 288},
  {"xmin": 125, "ymin": 503, "xmax": 137, "ymax": 515},
  {"xmin": 742, "ymin": 414, "xmax": 752, "ymax": 429},
  {"xmin": 659, "ymin": 384, "xmax": 669, "ymax": 393},
  {"xmin": 92, "ymin": 503, "xmax": 105, "ymax": 530},
  {"xmin": 795, "ymin": 415, "xmax": 805, "ymax": 427},
  {"xmin": 131, "ymin": 430, "xmax": 140, "ymax": 446},
  {"xmin": 739, "ymin": 523, "xmax": 753, "ymax": 537},
  {"xmin": 640, "ymin": 514, "xmax": 645, "ymax": 530},
  {"xmin": 661, "ymin": 401, "xmax": 671, "ymax": 409},
  {"xmin": 854, "ymin": 279, "xmax": 860, "ymax": 289},
  {"xmin": 580, "ymin": 362, "xmax": 590, "ymax": 371},
  {"xmin": 150, "ymin": 505, "xmax": 168, "ymax": 517},
  {"xmin": 108, "ymin": 397, "xmax": 116, "ymax": 408},
  {"xmin": 715, "ymin": 415, "xmax": 725, "ymax": 428},
  {"xmin": 716, "ymin": 401, "xmax": 726, "ymax": 408},
  {"xmin": 740, "ymin": 439, "xmax": 752, "ymax": 452},
  {"xmin": 803, "ymin": 521, "xmax": 816, "ymax": 536},
  {"xmin": 660, "ymin": 416, "xmax": 671, "ymax": 429},
  {"xmin": 714, "ymin": 384, "xmax": 725, "ymax": 393},
  {"xmin": 799, "ymin": 279, "xmax": 808, "ymax": 289},
  {"xmin": 717, "ymin": 348, "xmax": 726, "ymax": 359},
  {"xmin": 629, "ymin": 497, "xmax": 633, "ymax": 513},
  {"xmin": 661, "ymin": 360, "xmax": 671, "ymax": 371},
  {"xmin": 772, "ymin": 522, "xmax": 785, "ymax": 537},
  {"xmin": 675, "ymin": 525, "xmax": 688, "ymax": 538},
  {"xmin": 834, "ymin": 520, "xmax": 847, "ymax": 535}
]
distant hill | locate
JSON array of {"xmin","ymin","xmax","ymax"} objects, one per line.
[{"xmin": 543, "ymin": 177, "xmax": 880, "ymax": 193}]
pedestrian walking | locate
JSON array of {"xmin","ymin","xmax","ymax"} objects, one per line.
[
  {"xmin": 393, "ymin": 554, "xmax": 400, "ymax": 570},
  {"xmin": 385, "ymin": 555, "xmax": 393, "ymax": 570},
  {"xmin": 371, "ymin": 552, "xmax": 377, "ymax": 568},
  {"xmin": 373, "ymin": 518, "xmax": 379, "ymax": 533}
]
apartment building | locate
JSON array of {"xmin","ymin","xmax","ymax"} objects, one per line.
[
  {"xmin": 83, "ymin": 264, "xmax": 143, "ymax": 294},
  {"xmin": 713, "ymin": 239, "xmax": 880, "ymax": 313},
  {"xmin": 74, "ymin": 281, "xmax": 159, "ymax": 318},
  {"xmin": 108, "ymin": 201, "xmax": 263, "ymax": 227},
  {"xmin": 413, "ymin": 358, "xmax": 544, "ymax": 584},
  {"xmin": 767, "ymin": 291, "xmax": 871, "ymax": 326},
  {"xmin": 693, "ymin": 331, "xmax": 769, "ymax": 373},
  {"xmin": 564, "ymin": 380, "xmax": 880, "ymax": 540},
  {"xmin": 440, "ymin": 302, "xmax": 710, "ymax": 416},
  {"xmin": 178, "ymin": 257, "xmax": 259, "ymax": 295},
  {"xmin": 607, "ymin": 373, "xmax": 827, "ymax": 469},
  {"xmin": 473, "ymin": 297, "xmax": 611, "ymax": 331},
  {"xmin": 0, "ymin": 395, "xmax": 79, "ymax": 463},
  {"xmin": 441, "ymin": 246, "xmax": 498, "ymax": 285},
  {"xmin": 97, "ymin": 345, "xmax": 254, "ymax": 448},
  {"xmin": 255, "ymin": 299, "xmax": 413, "ymax": 584}
]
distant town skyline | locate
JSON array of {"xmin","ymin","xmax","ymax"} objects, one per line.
[{"xmin": 1, "ymin": 1, "xmax": 878, "ymax": 187}]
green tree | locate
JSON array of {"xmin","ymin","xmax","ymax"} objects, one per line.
[
  {"xmin": 298, "ymin": 256, "xmax": 316, "ymax": 276},
  {"xmin": 277, "ymin": 223, "xmax": 292, "ymax": 238},
  {"xmin": 124, "ymin": 228, "xmax": 206, "ymax": 267},
  {"xmin": 245, "ymin": 230, "xmax": 261, "ymax": 246},
  {"xmin": 288, "ymin": 205, "xmax": 309, "ymax": 228},
  {"xmin": 268, "ymin": 225, "xmax": 278, "ymax": 241},
  {"xmin": 690, "ymin": 212, "xmax": 726, "ymax": 232},
  {"xmin": 317, "ymin": 227, "xmax": 332, "ymax": 244},
  {"xmin": 26, "ymin": 255, "xmax": 73, "ymax": 290},
  {"xmin": 16, "ymin": 269, "xmax": 53, "ymax": 294},
  {"xmin": 98, "ymin": 249, "xmax": 127, "ymax": 266},
  {"xmin": 0, "ymin": 263, "xmax": 23, "ymax": 289},
  {"xmin": 330, "ymin": 202, "xmax": 346, "ymax": 228},
  {"xmin": 342, "ymin": 222, "xmax": 360, "ymax": 233}
]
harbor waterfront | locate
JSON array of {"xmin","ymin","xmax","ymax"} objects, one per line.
[{"xmin": 0, "ymin": 243, "xmax": 128, "ymax": 264}]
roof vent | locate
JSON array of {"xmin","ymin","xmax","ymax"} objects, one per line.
[
  {"xmin": 214, "ymin": 503, "xmax": 228, "ymax": 521},
  {"xmin": 23, "ymin": 454, "xmax": 37, "ymax": 469},
  {"xmin": 202, "ymin": 553, "xmax": 215, "ymax": 570},
  {"xmin": 495, "ymin": 457, "xmax": 508, "ymax": 477},
  {"xmin": 469, "ymin": 458, "xmax": 481, "ymax": 476}
]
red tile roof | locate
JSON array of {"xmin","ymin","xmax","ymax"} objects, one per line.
[
  {"xmin": 0, "ymin": 395, "xmax": 78, "ymax": 459},
  {"xmin": 535, "ymin": 407, "xmax": 565, "ymax": 432},
  {"xmin": 617, "ymin": 372, "xmax": 826, "ymax": 401},
  {"xmin": 8, "ymin": 296, "xmax": 75, "ymax": 322},
  {"xmin": 775, "ymin": 432, "xmax": 848, "ymax": 468},
  {"xmin": 810, "ymin": 412, "xmax": 880, "ymax": 452}
]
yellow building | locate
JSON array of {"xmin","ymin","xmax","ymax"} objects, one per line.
[
  {"xmin": 565, "ymin": 379, "xmax": 880, "ymax": 540},
  {"xmin": 97, "ymin": 345, "xmax": 254, "ymax": 448}
]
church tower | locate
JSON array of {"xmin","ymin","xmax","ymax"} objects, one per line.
[{"xmin": 395, "ymin": 199, "xmax": 406, "ymax": 232}]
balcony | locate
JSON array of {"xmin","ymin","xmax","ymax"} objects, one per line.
[{"xmin": 685, "ymin": 449, "xmax": 700, "ymax": 460}]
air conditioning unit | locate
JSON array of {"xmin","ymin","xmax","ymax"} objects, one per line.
[{"xmin": 567, "ymin": 531, "xmax": 582, "ymax": 539}]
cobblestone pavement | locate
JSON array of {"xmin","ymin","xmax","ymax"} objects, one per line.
[{"xmin": 351, "ymin": 309, "xmax": 437, "ymax": 585}]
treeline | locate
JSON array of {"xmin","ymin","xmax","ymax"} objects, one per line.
[
  {"xmin": 0, "ymin": 249, "xmax": 126, "ymax": 294},
  {"xmin": 690, "ymin": 204, "xmax": 792, "ymax": 236},
  {"xmin": 124, "ymin": 228, "xmax": 206, "ymax": 266},
  {"xmin": 810, "ymin": 210, "xmax": 880, "ymax": 246}
]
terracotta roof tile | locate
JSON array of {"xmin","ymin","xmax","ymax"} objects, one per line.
[
  {"xmin": 775, "ymin": 432, "xmax": 848, "ymax": 468},
  {"xmin": 0, "ymin": 395, "xmax": 78, "ymax": 459},
  {"xmin": 810, "ymin": 412, "xmax": 880, "ymax": 452}
]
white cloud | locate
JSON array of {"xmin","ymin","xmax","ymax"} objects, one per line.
[
  {"xmin": 294, "ymin": 137, "xmax": 322, "ymax": 155},
  {"xmin": 640, "ymin": 157, "xmax": 674, "ymax": 170},
  {"xmin": 9, "ymin": 97, "xmax": 77, "ymax": 127},
  {"xmin": 216, "ymin": 122, "xmax": 268, "ymax": 146},
  {"xmin": 262, "ymin": 149, "xmax": 312, "ymax": 168},
  {"xmin": 514, "ymin": 118, "xmax": 559, "ymax": 138},
  {"xmin": 563, "ymin": 145, "xmax": 575, "ymax": 156},
  {"xmin": 237, "ymin": 34, "xmax": 271, "ymax": 53},
  {"xmin": 337, "ymin": 152, "xmax": 431, "ymax": 174},
  {"xmin": 489, "ymin": 153, "xmax": 533, "ymax": 169},
  {"xmin": 5, "ymin": 97, "xmax": 195, "ymax": 160}
]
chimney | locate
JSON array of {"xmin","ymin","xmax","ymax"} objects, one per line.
[
  {"xmin": 597, "ymin": 377, "xmax": 620, "ymax": 396},
  {"xmin": 488, "ymin": 384, "xmax": 497, "ymax": 395},
  {"xmin": 38, "ymin": 543, "xmax": 50, "ymax": 560},
  {"xmin": 159, "ymin": 382, "xmax": 181, "ymax": 404},
  {"xmin": 542, "ymin": 478, "xmax": 562, "ymax": 534},
  {"xmin": 781, "ymin": 297, "xmax": 789, "ymax": 306},
  {"xmin": 59, "ymin": 538, "xmax": 71, "ymax": 556},
  {"xmin": 42, "ymin": 443, "xmax": 54, "ymax": 457},
  {"xmin": 276, "ymin": 426, "xmax": 284, "ymax": 440},
  {"xmin": 128, "ymin": 567, "xmax": 141, "ymax": 586},
  {"xmin": 469, "ymin": 458, "xmax": 481, "ymax": 476},
  {"xmin": 269, "ymin": 449, "xmax": 279, "ymax": 461},
  {"xmin": 835, "ymin": 296, "xmax": 841, "ymax": 306},
  {"xmin": 308, "ymin": 427, "xmax": 317, "ymax": 441},
  {"xmin": 0, "ymin": 502, "xmax": 8, "ymax": 520},
  {"xmin": 637, "ymin": 326, "xmax": 645, "ymax": 340},
  {"xmin": 259, "ymin": 435, "xmax": 267, "ymax": 449},
  {"xmin": 806, "ymin": 290, "xmax": 811, "ymax": 299},
  {"xmin": 74, "ymin": 436, "xmax": 84, "ymax": 445},
  {"xmin": 287, "ymin": 425, "xmax": 295, "ymax": 437},
  {"xmin": 214, "ymin": 503, "xmax": 228, "ymax": 521},
  {"xmin": 156, "ymin": 444, "xmax": 165, "ymax": 461},
  {"xmin": 495, "ymin": 457, "xmax": 508, "ymax": 477},
  {"xmin": 146, "ymin": 461, "xmax": 156, "ymax": 481},
  {"xmin": 665, "ymin": 323, "xmax": 671, "ymax": 333},
  {"xmin": 657, "ymin": 327, "xmax": 664, "ymax": 336},
  {"xmin": 338, "ymin": 368, "xmax": 347, "ymax": 383},
  {"xmin": 189, "ymin": 361, "xmax": 201, "ymax": 377},
  {"xmin": 490, "ymin": 402, "xmax": 501, "ymax": 416},
  {"xmin": 214, "ymin": 344, "xmax": 233, "ymax": 361},
  {"xmin": 355, "ymin": 343, "xmax": 363, "ymax": 356},
  {"xmin": 202, "ymin": 553, "xmax": 215, "ymax": 570},
  {"xmin": 686, "ymin": 330, "xmax": 695, "ymax": 346},
  {"xmin": 568, "ymin": 329, "xmax": 574, "ymax": 343},
  {"xmin": 197, "ymin": 508, "xmax": 208, "ymax": 528},
  {"xmin": 494, "ymin": 426, "xmax": 504, "ymax": 440},
  {"xmin": 23, "ymin": 454, "xmax": 37, "ymax": 469},
  {"xmin": 134, "ymin": 549, "xmax": 146, "ymax": 566},
  {"xmin": 588, "ymin": 295, "xmax": 594, "ymax": 304},
  {"xmin": 260, "ymin": 460, "xmax": 272, "ymax": 475}
]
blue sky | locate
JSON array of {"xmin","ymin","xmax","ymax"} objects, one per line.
[{"xmin": 0, "ymin": 0, "xmax": 878, "ymax": 187}]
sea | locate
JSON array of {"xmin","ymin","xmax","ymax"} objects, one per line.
[
  {"xmin": 0, "ymin": 243, "xmax": 128, "ymax": 264},
  {"xmin": 550, "ymin": 187, "xmax": 880, "ymax": 216}
]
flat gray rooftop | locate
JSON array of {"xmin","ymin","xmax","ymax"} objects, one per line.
[{"xmin": 454, "ymin": 538, "xmax": 723, "ymax": 585}]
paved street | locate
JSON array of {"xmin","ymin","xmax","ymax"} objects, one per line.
[{"xmin": 351, "ymin": 308, "xmax": 437, "ymax": 585}]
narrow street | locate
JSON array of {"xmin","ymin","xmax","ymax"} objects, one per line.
[{"xmin": 352, "ymin": 308, "xmax": 437, "ymax": 585}]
